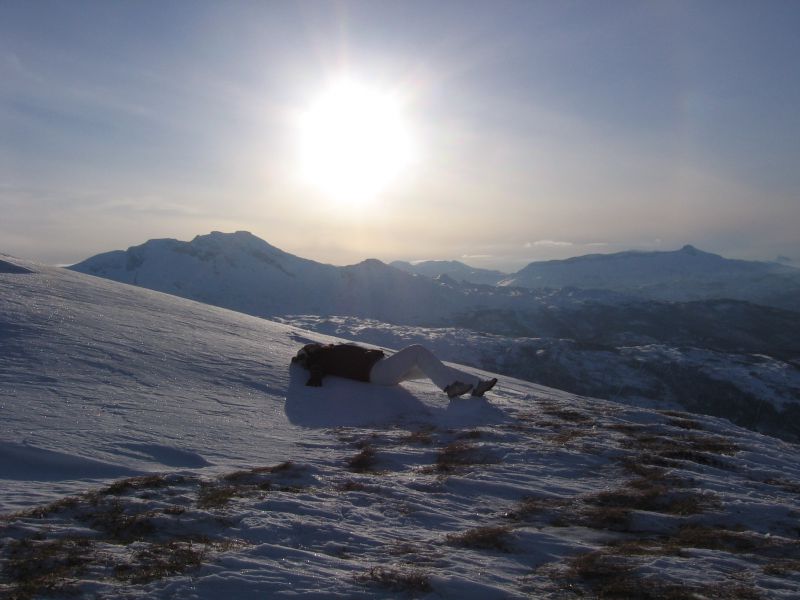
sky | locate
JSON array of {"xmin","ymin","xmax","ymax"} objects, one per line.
[{"xmin": 2, "ymin": 0, "xmax": 799, "ymax": 271}]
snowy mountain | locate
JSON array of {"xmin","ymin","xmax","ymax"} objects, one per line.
[
  {"xmin": 391, "ymin": 246, "xmax": 800, "ymax": 312},
  {"xmin": 73, "ymin": 235, "xmax": 800, "ymax": 319},
  {"xmin": 2, "ymin": 255, "xmax": 800, "ymax": 598},
  {"xmin": 391, "ymin": 259, "xmax": 507, "ymax": 286},
  {"xmin": 69, "ymin": 231, "xmax": 466, "ymax": 323},
  {"xmin": 500, "ymin": 245, "xmax": 800, "ymax": 310}
]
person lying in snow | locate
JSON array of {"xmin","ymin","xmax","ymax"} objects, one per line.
[{"xmin": 292, "ymin": 343, "xmax": 497, "ymax": 398}]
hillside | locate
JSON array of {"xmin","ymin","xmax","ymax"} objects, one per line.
[
  {"xmin": 500, "ymin": 245, "xmax": 800, "ymax": 310},
  {"xmin": 2, "ymin": 255, "xmax": 800, "ymax": 598}
]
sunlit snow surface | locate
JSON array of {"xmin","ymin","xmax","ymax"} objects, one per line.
[{"xmin": 1, "ymin": 256, "xmax": 799, "ymax": 598}]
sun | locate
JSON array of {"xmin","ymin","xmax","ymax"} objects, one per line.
[{"xmin": 296, "ymin": 78, "xmax": 415, "ymax": 206}]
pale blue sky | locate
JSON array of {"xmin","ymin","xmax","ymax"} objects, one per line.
[{"xmin": 2, "ymin": 0, "xmax": 799, "ymax": 270}]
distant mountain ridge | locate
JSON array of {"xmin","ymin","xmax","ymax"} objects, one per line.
[
  {"xmin": 391, "ymin": 259, "xmax": 507, "ymax": 286},
  {"xmin": 396, "ymin": 245, "xmax": 799, "ymax": 311},
  {"xmin": 70, "ymin": 231, "xmax": 463, "ymax": 323},
  {"xmin": 71, "ymin": 231, "xmax": 559, "ymax": 323},
  {"xmin": 70, "ymin": 232, "xmax": 800, "ymax": 321}
]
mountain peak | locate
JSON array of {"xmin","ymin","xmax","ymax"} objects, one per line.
[
  {"xmin": 191, "ymin": 230, "xmax": 276, "ymax": 250},
  {"xmin": 353, "ymin": 258, "xmax": 387, "ymax": 269}
]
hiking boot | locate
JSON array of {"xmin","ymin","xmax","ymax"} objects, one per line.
[
  {"xmin": 444, "ymin": 381, "xmax": 473, "ymax": 398},
  {"xmin": 472, "ymin": 378, "xmax": 498, "ymax": 397}
]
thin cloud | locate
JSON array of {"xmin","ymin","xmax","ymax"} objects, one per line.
[{"xmin": 524, "ymin": 240, "xmax": 574, "ymax": 248}]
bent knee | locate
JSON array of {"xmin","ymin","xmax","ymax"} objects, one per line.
[{"xmin": 404, "ymin": 344, "xmax": 430, "ymax": 355}]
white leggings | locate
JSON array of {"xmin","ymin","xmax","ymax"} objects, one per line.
[{"xmin": 369, "ymin": 344, "xmax": 480, "ymax": 391}]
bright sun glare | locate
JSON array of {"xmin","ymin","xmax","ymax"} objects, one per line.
[{"xmin": 296, "ymin": 78, "xmax": 415, "ymax": 206}]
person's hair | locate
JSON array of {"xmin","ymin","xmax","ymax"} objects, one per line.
[{"xmin": 291, "ymin": 343, "xmax": 325, "ymax": 366}]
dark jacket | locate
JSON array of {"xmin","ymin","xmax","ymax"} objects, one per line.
[{"xmin": 292, "ymin": 343, "xmax": 385, "ymax": 387}]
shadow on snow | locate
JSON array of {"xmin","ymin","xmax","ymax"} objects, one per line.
[{"xmin": 284, "ymin": 364, "xmax": 508, "ymax": 429}]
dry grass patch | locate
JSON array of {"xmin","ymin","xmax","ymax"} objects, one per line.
[
  {"xmin": 1, "ymin": 536, "xmax": 94, "ymax": 600},
  {"xmin": 657, "ymin": 449, "xmax": 732, "ymax": 469},
  {"xmin": 0, "ymin": 475, "xmax": 250, "ymax": 598},
  {"xmin": 579, "ymin": 455, "xmax": 718, "ymax": 530},
  {"xmin": 399, "ymin": 429, "xmax": 434, "ymax": 445},
  {"xmin": 163, "ymin": 506, "xmax": 186, "ymax": 515},
  {"xmin": 762, "ymin": 477, "xmax": 800, "ymax": 494},
  {"xmin": 337, "ymin": 480, "xmax": 371, "ymax": 492},
  {"xmin": 668, "ymin": 525, "xmax": 799, "ymax": 557},
  {"xmin": 347, "ymin": 445, "xmax": 378, "ymax": 473},
  {"xmin": 203, "ymin": 462, "xmax": 306, "ymax": 504},
  {"xmin": 223, "ymin": 460, "xmax": 295, "ymax": 483},
  {"xmin": 434, "ymin": 441, "xmax": 494, "ymax": 473},
  {"xmin": 659, "ymin": 410, "xmax": 694, "ymax": 419},
  {"xmin": 513, "ymin": 411, "xmax": 539, "ymax": 423},
  {"xmin": 541, "ymin": 405, "xmax": 591, "ymax": 423},
  {"xmin": 445, "ymin": 526, "xmax": 513, "ymax": 552},
  {"xmin": 584, "ymin": 481, "xmax": 716, "ymax": 524},
  {"xmin": 764, "ymin": 559, "xmax": 800, "ymax": 576},
  {"xmin": 503, "ymin": 495, "xmax": 569, "ymax": 521},
  {"xmin": 563, "ymin": 550, "xmax": 761, "ymax": 599},
  {"xmin": 605, "ymin": 539, "xmax": 668, "ymax": 556},
  {"xmin": 582, "ymin": 505, "xmax": 633, "ymax": 530},
  {"xmin": 667, "ymin": 417, "xmax": 704, "ymax": 430},
  {"xmin": 608, "ymin": 423, "xmax": 652, "ymax": 435},
  {"xmin": 568, "ymin": 549, "xmax": 631, "ymax": 581},
  {"xmin": 551, "ymin": 428, "xmax": 585, "ymax": 444},
  {"xmin": 354, "ymin": 566, "xmax": 432, "ymax": 593},
  {"xmin": 82, "ymin": 499, "xmax": 158, "ymax": 542},
  {"xmin": 3, "ymin": 496, "xmax": 82, "ymax": 521},
  {"xmin": 619, "ymin": 458, "xmax": 670, "ymax": 481},
  {"xmin": 268, "ymin": 460, "xmax": 294, "ymax": 473},
  {"xmin": 621, "ymin": 431, "xmax": 739, "ymax": 470},
  {"xmin": 113, "ymin": 540, "xmax": 205, "ymax": 584},
  {"xmin": 101, "ymin": 474, "xmax": 170, "ymax": 496},
  {"xmin": 197, "ymin": 484, "xmax": 241, "ymax": 509}
]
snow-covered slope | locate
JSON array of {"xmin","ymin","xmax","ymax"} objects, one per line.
[
  {"xmin": 500, "ymin": 245, "xmax": 800, "ymax": 310},
  {"xmin": 2, "ymin": 255, "xmax": 800, "ymax": 598}
]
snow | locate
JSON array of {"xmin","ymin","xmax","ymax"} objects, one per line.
[
  {"xmin": 274, "ymin": 314, "xmax": 800, "ymax": 440},
  {"xmin": 2, "ymin": 255, "xmax": 800, "ymax": 598}
]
